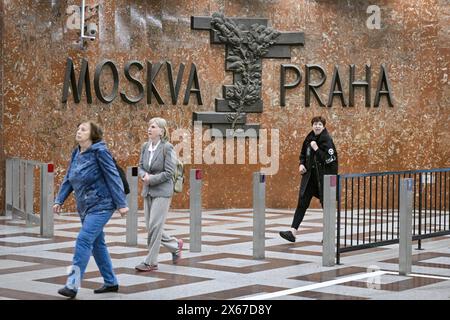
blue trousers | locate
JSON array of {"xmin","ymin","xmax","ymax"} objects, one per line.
[{"xmin": 66, "ymin": 210, "xmax": 117, "ymax": 290}]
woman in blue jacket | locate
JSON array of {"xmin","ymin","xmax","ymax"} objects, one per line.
[
  {"xmin": 280, "ymin": 116, "xmax": 338, "ymax": 243},
  {"xmin": 53, "ymin": 121, "xmax": 129, "ymax": 299}
]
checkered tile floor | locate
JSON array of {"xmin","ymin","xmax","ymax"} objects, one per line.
[{"xmin": 0, "ymin": 209, "xmax": 449, "ymax": 300}]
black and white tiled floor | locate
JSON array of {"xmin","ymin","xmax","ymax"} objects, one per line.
[{"xmin": 0, "ymin": 209, "xmax": 449, "ymax": 300}]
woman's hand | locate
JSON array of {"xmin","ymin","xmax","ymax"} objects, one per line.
[
  {"xmin": 118, "ymin": 207, "xmax": 129, "ymax": 218},
  {"xmin": 142, "ymin": 173, "xmax": 151, "ymax": 185},
  {"xmin": 53, "ymin": 204, "xmax": 62, "ymax": 215},
  {"xmin": 299, "ymin": 164, "xmax": 307, "ymax": 174},
  {"xmin": 310, "ymin": 141, "xmax": 319, "ymax": 151}
]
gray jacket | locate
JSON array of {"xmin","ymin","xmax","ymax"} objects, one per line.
[{"xmin": 138, "ymin": 140, "xmax": 175, "ymax": 198}]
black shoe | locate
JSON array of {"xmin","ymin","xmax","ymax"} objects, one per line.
[
  {"xmin": 94, "ymin": 284, "xmax": 119, "ymax": 294},
  {"xmin": 58, "ymin": 286, "xmax": 77, "ymax": 299},
  {"xmin": 279, "ymin": 230, "xmax": 296, "ymax": 242}
]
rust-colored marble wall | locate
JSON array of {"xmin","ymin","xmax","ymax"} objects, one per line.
[{"xmin": 0, "ymin": 0, "xmax": 449, "ymax": 213}]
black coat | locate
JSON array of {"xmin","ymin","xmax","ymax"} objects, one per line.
[{"xmin": 298, "ymin": 128, "xmax": 338, "ymax": 200}]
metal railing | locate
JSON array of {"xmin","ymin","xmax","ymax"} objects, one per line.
[
  {"xmin": 125, "ymin": 167, "xmax": 206, "ymax": 251},
  {"xmin": 336, "ymin": 168, "xmax": 450, "ymax": 264},
  {"xmin": 253, "ymin": 172, "xmax": 266, "ymax": 259},
  {"xmin": 4, "ymin": 157, "xmax": 55, "ymax": 237}
]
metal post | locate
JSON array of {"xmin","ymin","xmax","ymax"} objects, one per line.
[
  {"xmin": 253, "ymin": 172, "xmax": 266, "ymax": 259},
  {"xmin": 5, "ymin": 159, "xmax": 12, "ymax": 217},
  {"xmin": 40, "ymin": 163, "xmax": 54, "ymax": 238},
  {"xmin": 25, "ymin": 162, "xmax": 34, "ymax": 227},
  {"xmin": 126, "ymin": 167, "xmax": 139, "ymax": 246},
  {"xmin": 399, "ymin": 178, "xmax": 413, "ymax": 276},
  {"xmin": 336, "ymin": 175, "xmax": 341, "ymax": 265},
  {"xmin": 190, "ymin": 169, "xmax": 202, "ymax": 252},
  {"xmin": 323, "ymin": 175, "xmax": 337, "ymax": 267}
]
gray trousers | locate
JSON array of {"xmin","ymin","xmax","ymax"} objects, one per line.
[{"xmin": 143, "ymin": 196, "xmax": 179, "ymax": 265}]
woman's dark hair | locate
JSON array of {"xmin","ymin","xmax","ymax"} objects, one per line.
[
  {"xmin": 311, "ymin": 116, "xmax": 326, "ymax": 126},
  {"xmin": 77, "ymin": 121, "xmax": 103, "ymax": 143}
]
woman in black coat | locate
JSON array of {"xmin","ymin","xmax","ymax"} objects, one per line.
[{"xmin": 280, "ymin": 116, "xmax": 338, "ymax": 242}]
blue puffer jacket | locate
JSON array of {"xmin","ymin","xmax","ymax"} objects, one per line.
[{"xmin": 55, "ymin": 141, "xmax": 128, "ymax": 215}]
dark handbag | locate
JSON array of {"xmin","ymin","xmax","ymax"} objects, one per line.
[
  {"xmin": 94, "ymin": 148, "xmax": 130, "ymax": 195},
  {"xmin": 112, "ymin": 158, "xmax": 130, "ymax": 195}
]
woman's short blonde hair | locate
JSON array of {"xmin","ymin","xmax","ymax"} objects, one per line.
[{"xmin": 149, "ymin": 117, "xmax": 169, "ymax": 141}]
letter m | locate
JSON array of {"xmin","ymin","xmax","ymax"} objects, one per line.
[{"xmin": 62, "ymin": 58, "xmax": 93, "ymax": 103}]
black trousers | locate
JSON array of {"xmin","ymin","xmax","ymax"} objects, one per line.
[{"xmin": 291, "ymin": 172, "xmax": 323, "ymax": 230}]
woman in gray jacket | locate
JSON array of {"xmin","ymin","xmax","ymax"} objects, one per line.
[{"xmin": 135, "ymin": 117, "xmax": 183, "ymax": 272}]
